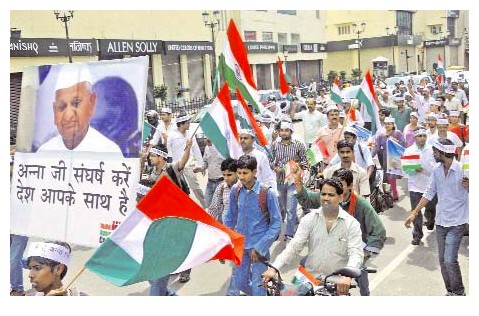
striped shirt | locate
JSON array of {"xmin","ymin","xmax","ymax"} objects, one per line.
[{"xmin": 269, "ymin": 139, "xmax": 308, "ymax": 185}]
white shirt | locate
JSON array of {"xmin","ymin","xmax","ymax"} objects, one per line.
[
  {"xmin": 293, "ymin": 110, "xmax": 328, "ymax": 145},
  {"xmin": 272, "ymin": 207, "xmax": 363, "ymax": 276},
  {"xmin": 329, "ymin": 142, "xmax": 374, "ymax": 171},
  {"xmin": 37, "ymin": 126, "xmax": 123, "ymax": 155},
  {"xmin": 167, "ymin": 129, "xmax": 204, "ymax": 165},
  {"xmin": 150, "ymin": 120, "xmax": 177, "ymax": 146},
  {"xmin": 403, "ymin": 143, "xmax": 436, "ymax": 193}
]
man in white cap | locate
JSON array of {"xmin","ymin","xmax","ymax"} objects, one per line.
[
  {"xmin": 315, "ymin": 104, "xmax": 344, "ymax": 167},
  {"xmin": 38, "ymin": 63, "xmax": 122, "ymax": 154},
  {"xmin": 289, "ymin": 96, "xmax": 327, "ymax": 147},
  {"xmin": 405, "ymin": 138, "xmax": 468, "ymax": 296},
  {"xmin": 238, "ymin": 129, "xmax": 277, "ymax": 193},
  {"xmin": 150, "ymin": 107, "xmax": 176, "ymax": 147},
  {"xmin": 450, "ymin": 80, "xmax": 468, "ymax": 113},
  {"xmin": 269, "ymin": 121, "xmax": 308, "ymax": 239},
  {"xmin": 264, "ymin": 95, "xmax": 282, "ymax": 122},
  {"xmin": 448, "ymin": 110, "xmax": 468, "ymax": 147},
  {"xmin": 429, "ymin": 116, "xmax": 463, "ymax": 159},
  {"xmin": 403, "ymin": 127, "xmax": 437, "ymax": 245}
]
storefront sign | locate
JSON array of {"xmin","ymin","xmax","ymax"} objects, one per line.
[
  {"xmin": 282, "ymin": 44, "xmax": 298, "ymax": 53},
  {"xmin": 164, "ymin": 41, "xmax": 213, "ymax": 54},
  {"xmin": 300, "ymin": 43, "xmax": 327, "ymax": 53},
  {"xmin": 99, "ymin": 39, "xmax": 163, "ymax": 56},
  {"xmin": 10, "ymin": 38, "xmax": 98, "ymax": 57},
  {"xmin": 246, "ymin": 42, "xmax": 278, "ymax": 53},
  {"xmin": 424, "ymin": 39, "xmax": 448, "ymax": 47}
]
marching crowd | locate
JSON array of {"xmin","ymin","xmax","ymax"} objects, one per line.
[{"xmin": 10, "ymin": 72, "xmax": 469, "ymax": 296}]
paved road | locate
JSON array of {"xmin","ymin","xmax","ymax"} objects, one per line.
[{"xmin": 20, "ymin": 121, "xmax": 469, "ymax": 296}]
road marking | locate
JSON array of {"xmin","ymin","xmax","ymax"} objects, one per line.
[{"xmin": 369, "ymin": 230, "xmax": 432, "ymax": 292}]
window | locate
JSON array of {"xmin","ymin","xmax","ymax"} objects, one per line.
[
  {"xmin": 396, "ymin": 11, "xmax": 413, "ymax": 35},
  {"xmin": 447, "ymin": 17, "xmax": 456, "ymax": 38},
  {"xmin": 277, "ymin": 10, "xmax": 296, "ymax": 15},
  {"xmin": 291, "ymin": 33, "xmax": 300, "ymax": 44},
  {"xmin": 262, "ymin": 31, "xmax": 273, "ymax": 42},
  {"xmin": 430, "ymin": 25, "xmax": 442, "ymax": 35},
  {"xmin": 278, "ymin": 33, "xmax": 287, "ymax": 45},
  {"xmin": 338, "ymin": 26, "xmax": 351, "ymax": 35},
  {"xmin": 244, "ymin": 30, "xmax": 257, "ymax": 42}
]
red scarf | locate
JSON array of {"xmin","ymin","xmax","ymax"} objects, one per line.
[{"xmin": 348, "ymin": 191, "xmax": 358, "ymax": 216}]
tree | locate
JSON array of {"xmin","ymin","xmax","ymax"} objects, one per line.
[
  {"xmin": 339, "ymin": 70, "xmax": 347, "ymax": 81},
  {"xmin": 351, "ymin": 68, "xmax": 361, "ymax": 84},
  {"xmin": 153, "ymin": 83, "xmax": 168, "ymax": 102}
]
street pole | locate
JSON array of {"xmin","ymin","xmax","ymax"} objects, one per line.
[
  {"xmin": 405, "ymin": 49, "xmax": 409, "ymax": 72},
  {"xmin": 202, "ymin": 10, "xmax": 220, "ymax": 97},
  {"xmin": 352, "ymin": 22, "xmax": 366, "ymax": 82},
  {"xmin": 54, "ymin": 10, "xmax": 74, "ymax": 63}
]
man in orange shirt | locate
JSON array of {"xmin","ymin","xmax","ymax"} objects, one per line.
[{"xmin": 448, "ymin": 110, "xmax": 468, "ymax": 157}]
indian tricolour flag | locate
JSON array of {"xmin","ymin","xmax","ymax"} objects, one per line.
[
  {"xmin": 437, "ymin": 54, "xmax": 446, "ymax": 86},
  {"xmin": 306, "ymin": 138, "xmax": 329, "ymax": 166},
  {"xmin": 356, "ymin": 70, "xmax": 383, "ymax": 134},
  {"xmin": 236, "ymin": 88, "xmax": 268, "ymax": 146},
  {"xmin": 461, "ymin": 145, "xmax": 469, "ymax": 178},
  {"xmin": 331, "ymin": 76, "xmax": 343, "ymax": 106},
  {"xmin": 291, "ymin": 265, "xmax": 320, "ymax": 289},
  {"xmin": 199, "ymin": 83, "xmax": 243, "ymax": 159},
  {"xmin": 85, "ymin": 175, "xmax": 244, "ymax": 286},
  {"xmin": 221, "ymin": 19, "xmax": 264, "ymax": 114},
  {"xmin": 401, "ymin": 154, "xmax": 421, "ymax": 172}
]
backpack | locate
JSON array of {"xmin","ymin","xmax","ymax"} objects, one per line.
[{"xmin": 234, "ymin": 183, "xmax": 271, "ymax": 223}]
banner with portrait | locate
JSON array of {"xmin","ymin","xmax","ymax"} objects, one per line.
[{"xmin": 11, "ymin": 56, "xmax": 149, "ymax": 247}]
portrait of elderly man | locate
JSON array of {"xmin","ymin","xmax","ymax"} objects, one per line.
[{"xmin": 37, "ymin": 63, "xmax": 122, "ymax": 154}]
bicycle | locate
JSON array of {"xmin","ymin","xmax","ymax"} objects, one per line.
[{"xmin": 260, "ymin": 258, "xmax": 376, "ymax": 296}]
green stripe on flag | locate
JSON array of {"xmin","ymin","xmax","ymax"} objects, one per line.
[
  {"xmin": 401, "ymin": 164, "xmax": 422, "ymax": 171},
  {"xmin": 306, "ymin": 148, "xmax": 320, "ymax": 165},
  {"xmin": 200, "ymin": 112, "xmax": 230, "ymax": 158}
]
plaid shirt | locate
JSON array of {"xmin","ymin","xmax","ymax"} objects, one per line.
[{"xmin": 208, "ymin": 181, "xmax": 233, "ymax": 223}]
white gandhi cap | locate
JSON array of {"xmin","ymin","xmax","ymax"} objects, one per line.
[{"xmin": 55, "ymin": 62, "xmax": 92, "ymax": 91}]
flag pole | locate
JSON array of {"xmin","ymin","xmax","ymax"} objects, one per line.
[
  {"xmin": 64, "ymin": 266, "xmax": 86, "ymax": 290},
  {"xmin": 189, "ymin": 122, "xmax": 202, "ymax": 140}
]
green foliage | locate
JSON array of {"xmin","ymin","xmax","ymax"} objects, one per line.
[
  {"xmin": 339, "ymin": 71, "xmax": 347, "ymax": 81},
  {"xmin": 153, "ymin": 83, "xmax": 168, "ymax": 101},
  {"xmin": 327, "ymin": 70, "xmax": 338, "ymax": 83}
]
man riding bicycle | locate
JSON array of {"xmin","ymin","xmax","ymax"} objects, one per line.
[{"xmin": 262, "ymin": 177, "xmax": 364, "ymax": 295}]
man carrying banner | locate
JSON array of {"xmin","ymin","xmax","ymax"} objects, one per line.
[
  {"xmin": 270, "ymin": 121, "xmax": 308, "ymax": 240},
  {"xmin": 405, "ymin": 138, "xmax": 468, "ymax": 296},
  {"xmin": 224, "ymin": 155, "xmax": 281, "ymax": 296},
  {"xmin": 37, "ymin": 63, "xmax": 122, "ymax": 154},
  {"xmin": 402, "ymin": 127, "xmax": 438, "ymax": 245}
]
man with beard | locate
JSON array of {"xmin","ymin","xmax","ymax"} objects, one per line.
[
  {"xmin": 270, "ymin": 121, "xmax": 308, "ymax": 239},
  {"xmin": 262, "ymin": 178, "xmax": 363, "ymax": 296},
  {"xmin": 405, "ymin": 138, "xmax": 468, "ymax": 296},
  {"xmin": 315, "ymin": 105, "xmax": 345, "ymax": 168}
]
